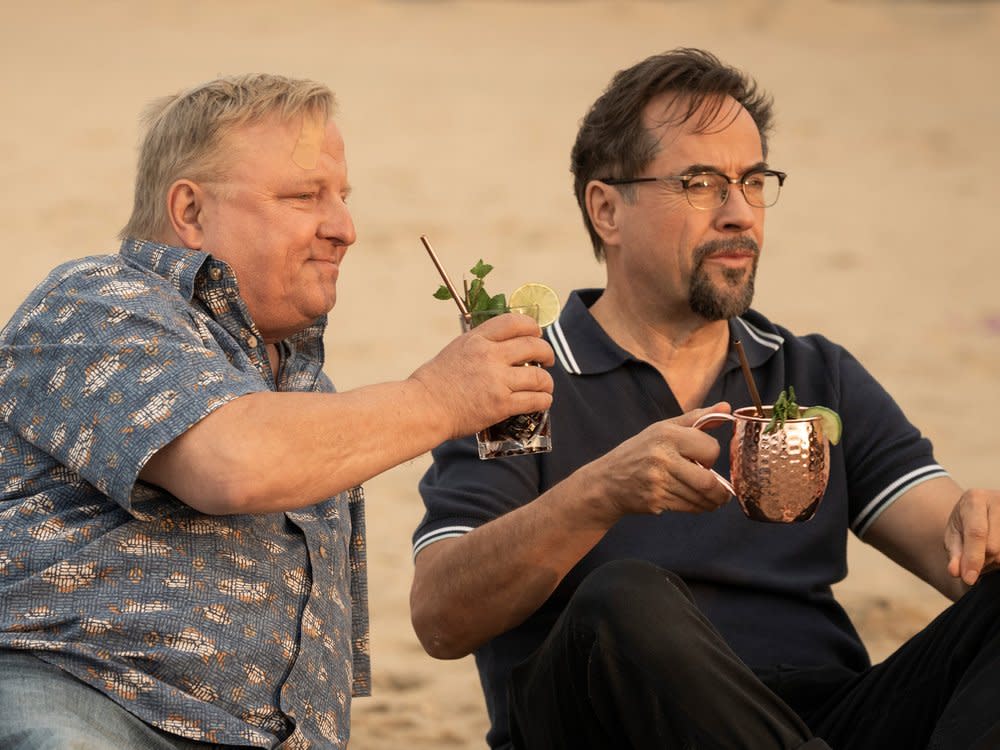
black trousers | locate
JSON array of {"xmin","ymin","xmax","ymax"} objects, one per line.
[{"xmin": 508, "ymin": 559, "xmax": 1000, "ymax": 749}]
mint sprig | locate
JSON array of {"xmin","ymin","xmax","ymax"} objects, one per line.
[
  {"xmin": 433, "ymin": 258, "xmax": 507, "ymax": 314},
  {"xmin": 764, "ymin": 386, "xmax": 799, "ymax": 434}
]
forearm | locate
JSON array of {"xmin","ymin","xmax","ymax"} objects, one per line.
[
  {"xmin": 410, "ymin": 411, "xmax": 736, "ymax": 658},
  {"xmin": 865, "ymin": 476, "xmax": 968, "ymax": 602},
  {"xmin": 142, "ymin": 380, "xmax": 449, "ymax": 514},
  {"xmin": 142, "ymin": 316, "xmax": 555, "ymax": 514},
  {"xmin": 411, "ymin": 465, "xmax": 617, "ymax": 659}
]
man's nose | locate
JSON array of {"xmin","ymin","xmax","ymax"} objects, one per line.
[
  {"xmin": 319, "ymin": 198, "xmax": 357, "ymax": 247},
  {"xmin": 714, "ymin": 184, "xmax": 758, "ymax": 232}
]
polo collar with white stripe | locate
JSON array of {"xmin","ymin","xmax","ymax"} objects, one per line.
[{"xmin": 544, "ymin": 288, "xmax": 784, "ymax": 376}]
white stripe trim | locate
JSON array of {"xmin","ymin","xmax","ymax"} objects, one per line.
[
  {"xmin": 735, "ymin": 317, "xmax": 783, "ymax": 351},
  {"xmin": 412, "ymin": 525, "xmax": 474, "ymax": 559},
  {"xmin": 545, "ymin": 327, "xmax": 573, "ymax": 373},
  {"xmin": 547, "ymin": 320, "xmax": 582, "ymax": 374},
  {"xmin": 852, "ymin": 465, "xmax": 950, "ymax": 538}
]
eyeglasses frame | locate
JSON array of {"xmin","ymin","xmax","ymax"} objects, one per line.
[{"xmin": 598, "ymin": 167, "xmax": 788, "ymax": 210}]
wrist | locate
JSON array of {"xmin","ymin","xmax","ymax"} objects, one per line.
[
  {"xmin": 402, "ymin": 375, "xmax": 457, "ymax": 445},
  {"xmin": 556, "ymin": 459, "xmax": 623, "ymax": 532}
]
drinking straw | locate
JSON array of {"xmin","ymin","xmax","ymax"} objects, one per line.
[
  {"xmin": 420, "ymin": 235, "xmax": 471, "ymax": 325},
  {"xmin": 733, "ymin": 339, "xmax": 765, "ymax": 417}
]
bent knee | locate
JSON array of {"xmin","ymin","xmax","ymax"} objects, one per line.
[
  {"xmin": 566, "ymin": 560, "xmax": 699, "ymax": 648},
  {"xmin": 574, "ymin": 559, "xmax": 691, "ymax": 605}
]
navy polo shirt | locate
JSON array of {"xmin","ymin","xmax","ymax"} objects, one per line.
[{"xmin": 414, "ymin": 289, "xmax": 947, "ymax": 749}]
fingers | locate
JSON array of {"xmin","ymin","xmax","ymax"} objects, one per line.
[
  {"xmin": 672, "ymin": 401, "xmax": 732, "ymax": 429},
  {"xmin": 948, "ymin": 489, "xmax": 1000, "ymax": 586},
  {"xmin": 666, "ymin": 458, "xmax": 731, "ymax": 511},
  {"xmin": 464, "ymin": 313, "xmax": 555, "ymax": 367},
  {"xmin": 412, "ymin": 313, "xmax": 557, "ymax": 438},
  {"xmin": 960, "ymin": 497, "xmax": 987, "ymax": 586},
  {"xmin": 984, "ymin": 503, "xmax": 1000, "ymax": 577},
  {"xmin": 505, "ymin": 366, "xmax": 554, "ymax": 415},
  {"xmin": 663, "ymin": 420, "xmax": 723, "ymax": 468},
  {"xmin": 505, "ymin": 359, "xmax": 554, "ymax": 392},
  {"xmin": 656, "ymin": 423, "xmax": 732, "ymax": 512},
  {"xmin": 963, "ymin": 493, "xmax": 1000, "ymax": 586},
  {"xmin": 472, "ymin": 311, "xmax": 541, "ymax": 341},
  {"xmin": 944, "ymin": 523, "xmax": 964, "ymax": 580},
  {"xmin": 602, "ymin": 423, "xmax": 731, "ymax": 517},
  {"xmin": 500, "ymin": 335, "xmax": 556, "ymax": 368}
]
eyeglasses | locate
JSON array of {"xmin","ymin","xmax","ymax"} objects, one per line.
[{"xmin": 599, "ymin": 168, "xmax": 787, "ymax": 210}]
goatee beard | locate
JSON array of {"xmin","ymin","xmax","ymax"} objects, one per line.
[{"xmin": 688, "ymin": 237, "xmax": 759, "ymax": 321}]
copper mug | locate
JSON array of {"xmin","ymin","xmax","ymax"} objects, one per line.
[{"xmin": 692, "ymin": 406, "xmax": 830, "ymax": 523}]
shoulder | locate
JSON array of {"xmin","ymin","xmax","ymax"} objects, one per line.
[
  {"xmin": 2, "ymin": 254, "xmax": 188, "ymax": 344},
  {"xmin": 736, "ymin": 310, "xmax": 893, "ymax": 413},
  {"xmin": 21, "ymin": 254, "xmax": 124, "ymax": 301},
  {"xmin": 739, "ymin": 311, "xmax": 909, "ymax": 405},
  {"xmin": 740, "ymin": 309, "xmax": 863, "ymax": 375},
  {"xmin": 11, "ymin": 253, "xmax": 176, "ymax": 308},
  {"xmin": 740, "ymin": 309, "xmax": 849, "ymax": 357}
]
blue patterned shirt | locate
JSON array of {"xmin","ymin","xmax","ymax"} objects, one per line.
[{"xmin": 0, "ymin": 238, "xmax": 370, "ymax": 748}]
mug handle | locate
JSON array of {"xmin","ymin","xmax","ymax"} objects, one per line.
[
  {"xmin": 690, "ymin": 412, "xmax": 736, "ymax": 496},
  {"xmin": 692, "ymin": 412, "xmax": 737, "ymax": 431}
]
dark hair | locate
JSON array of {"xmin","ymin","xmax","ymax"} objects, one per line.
[{"xmin": 570, "ymin": 48, "xmax": 774, "ymax": 259}]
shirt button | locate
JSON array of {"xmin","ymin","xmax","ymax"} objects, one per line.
[
  {"xmin": 319, "ymin": 546, "xmax": 328, "ymax": 558},
  {"xmin": 208, "ymin": 267, "xmax": 223, "ymax": 281},
  {"xmin": 246, "ymin": 335, "xmax": 258, "ymax": 349}
]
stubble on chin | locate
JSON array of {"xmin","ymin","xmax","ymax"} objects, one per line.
[{"xmin": 688, "ymin": 238, "xmax": 759, "ymax": 321}]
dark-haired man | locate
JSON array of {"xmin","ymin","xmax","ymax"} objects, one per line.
[{"xmin": 411, "ymin": 48, "xmax": 1000, "ymax": 749}]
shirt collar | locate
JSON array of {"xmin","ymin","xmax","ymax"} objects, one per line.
[
  {"xmin": 728, "ymin": 313, "xmax": 785, "ymax": 369},
  {"xmin": 546, "ymin": 289, "xmax": 629, "ymax": 375},
  {"xmin": 119, "ymin": 237, "xmax": 330, "ymax": 353},
  {"xmin": 119, "ymin": 237, "xmax": 211, "ymax": 302},
  {"xmin": 546, "ymin": 288, "xmax": 784, "ymax": 376}
]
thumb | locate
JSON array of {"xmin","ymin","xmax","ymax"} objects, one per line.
[
  {"xmin": 672, "ymin": 401, "xmax": 732, "ymax": 429},
  {"xmin": 944, "ymin": 523, "xmax": 963, "ymax": 579}
]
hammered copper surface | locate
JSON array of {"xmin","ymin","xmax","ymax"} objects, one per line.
[{"xmin": 729, "ymin": 406, "xmax": 830, "ymax": 523}]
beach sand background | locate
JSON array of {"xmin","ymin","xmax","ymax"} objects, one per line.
[{"xmin": 2, "ymin": 1, "xmax": 999, "ymax": 746}]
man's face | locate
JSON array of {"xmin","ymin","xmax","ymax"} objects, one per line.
[
  {"xmin": 611, "ymin": 94, "xmax": 766, "ymax": 322},
  {"xmin": 197, "ymin": 113, "xmax": 356, "ymax": 342}
]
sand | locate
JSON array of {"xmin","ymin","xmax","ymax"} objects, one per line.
[{"xmin": 2, "ymin": 1, "xmax": 999, "ymax": 746}]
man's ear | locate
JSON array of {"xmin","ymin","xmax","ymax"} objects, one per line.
[
  {"xmin": 165, "ymin": 179, "xmax": 206, "ymax": 250},
  {"xmin": 585, "ymin": 180, "xmax": 622, "ymax": 248}
]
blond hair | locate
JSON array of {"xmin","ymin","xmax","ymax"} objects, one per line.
[{"xmin": 120, "ymin": 73, "xmax": 336, "ymax": 241}]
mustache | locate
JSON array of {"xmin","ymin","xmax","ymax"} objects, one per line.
[{"xmin": 692, "ymin": 237, "xmax": 760, "ymax": 266}]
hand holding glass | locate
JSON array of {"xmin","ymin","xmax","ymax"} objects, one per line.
[{"xmin": 463, "ymin": 305, "xmax": 552, "ymax": 460}]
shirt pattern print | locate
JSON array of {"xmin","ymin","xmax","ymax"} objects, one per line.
[{"xmin": 0, "ymin": 238, "xmax": 369, "ymax": 749}]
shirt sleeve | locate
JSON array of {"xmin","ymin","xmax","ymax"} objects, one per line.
[
  {"xmin": 413, "ymin": 435, "xmax": 544, "ymax": 558},
  {"xmin": 0, "ymin": 266, "xmax": 264, "ymax": 512}
]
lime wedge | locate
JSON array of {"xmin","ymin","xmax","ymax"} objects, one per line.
[
  {"xmin": 802, "ymin": 406, "xmax": 842, "ymax": 445},
  {"xmin": 509, "ymin": 283, "xmax": 561, "ymax": 327}
]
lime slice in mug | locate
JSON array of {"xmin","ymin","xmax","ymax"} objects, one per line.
[
  {"xmin": 802, "ymin": 406, "xmax": 842, "ymax": 445},
  {"xmin": 509, "ymin": 283, "xmax": 561, "ymax": 328}
]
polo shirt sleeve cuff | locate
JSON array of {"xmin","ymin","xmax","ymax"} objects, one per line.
[{"xmin": 851, "ymin": 464, "xmax": 950, "ymax": 538}]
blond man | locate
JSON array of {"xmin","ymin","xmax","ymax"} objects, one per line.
[{"xmin": 0, "ymin": 74, "xmax": 553, "ymax": 749}]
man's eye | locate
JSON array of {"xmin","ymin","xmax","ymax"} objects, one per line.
[
  {"xmin": 295, "ymin": 193, "xmax": 318, "ymax": 201},
  {"xmin": 743, "ymin": 174, "xmax": 766, "ymax": 189},
  {"xmin": 686, "ymin": 176, "xmax": 717, "ymax": 192}
]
